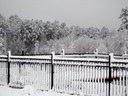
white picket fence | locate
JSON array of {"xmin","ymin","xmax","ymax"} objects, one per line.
[
  {"xmin": 0, "ymin": 52, "xmax": 128, "ymax": 96},
  {"xmin": 53, "ymin": 58, "xmax": 128, "ymax": 96}
]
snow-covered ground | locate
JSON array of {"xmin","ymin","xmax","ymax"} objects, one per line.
[{"xmin": 0, "ymin": 85, "xmax": 78, "ymax": 96}]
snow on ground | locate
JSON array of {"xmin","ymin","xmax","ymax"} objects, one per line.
[{"xmin": 0, "ymin": 85, "xmax": 78, "ymax": 96}]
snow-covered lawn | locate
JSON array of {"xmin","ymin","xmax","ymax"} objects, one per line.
[{"xmin": 0, "ymin": 85, "xmax": 78, "ymax": 96}]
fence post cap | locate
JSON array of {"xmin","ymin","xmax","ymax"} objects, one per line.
[
  {"xmin": 52, "ymin": 51, "xmax": 55, "ymax": 59},
  {"xmin": 61, "ymin": 49, "xmax": 65, "ymax": 55},
  {"xmin": 109, "ymin": 53, "xmax": 114, "ymax": 61},
  {"xmin": 94, "ymin": 49, "xmax": 98, "ymax": 55},
  {"xmin": 7, "ymin": 51, "xmax": 11, "ymax": 56},
  {"xmin": 52, "ymin": 51, "xmax": 55, "ymax": 55},
  {"xmin": 109, "ymin": 53, "xmax": 113, "ymax": 56}
]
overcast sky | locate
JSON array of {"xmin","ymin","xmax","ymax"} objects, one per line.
[{"xmin": 0, "ymin": 0, "xmax": 128, "ymax": 30}]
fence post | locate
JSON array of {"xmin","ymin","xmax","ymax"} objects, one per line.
[
  {"xmin": 61, "ymin": 49, "xmax": 65, "ymax": 55},
  {"xmin": 19, "ymin": 51, "xmax": 25, "ymax": 73},
  {"xmin": 51, "ymin": 51, "xmax": 55, "ymax": 89},
  {"xmin": 108, "ymin": 53, "xmax": 113, "ymax": 96},
  {"xmin": 7, "ymin": 51, "xmax": 11, "ymax": 85},
  {"xmin": 94, "ymin": 49, "xmax": 98, "ymax": 58},
  {"xmin": 22, "ymin": 51, "xmax": 25, "ymax": 56}
]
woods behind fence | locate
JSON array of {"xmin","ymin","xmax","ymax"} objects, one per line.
[{"xmin": 0, "ymin": 51, "xmax": 128, "ymax": 96}]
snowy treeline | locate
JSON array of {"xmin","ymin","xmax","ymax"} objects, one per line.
[{"xmin": 0, "ymin": 7, "xmax": 128, "ymax": 55}]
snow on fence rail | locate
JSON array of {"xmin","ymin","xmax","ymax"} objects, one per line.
[{"xmin": 0, "ymin": 51, "xmax": 128, "ymax": 96}]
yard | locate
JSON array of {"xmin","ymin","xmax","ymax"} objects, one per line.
[{"xmin": 0, "ymin": 85, "xmax": 78, "ymax": 96}]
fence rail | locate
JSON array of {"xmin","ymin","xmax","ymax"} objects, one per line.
[{"xmin": 0, "ymin": 51, "xmax": 128, "ymax": 96}]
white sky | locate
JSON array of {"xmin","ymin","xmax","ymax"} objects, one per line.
[{"xmin": 0, "ymin": 0, "xmax": 128, "ymax": 30}]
